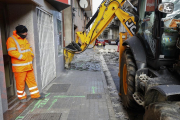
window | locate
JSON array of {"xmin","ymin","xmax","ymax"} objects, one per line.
[
  {"xmin": 57, "ymin": 19, "xmax": 63, "ymax": 55},
  {"xmin": 138, "ymin": 0, "xmax": 156, "ymax": 57},
  {"xmin": 160, "ymin": 0, "xmax": 180, "ymax": 58}
]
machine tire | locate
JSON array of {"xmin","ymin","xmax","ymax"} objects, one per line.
[
  {"xmin": 120, "ymin": 49, "xmax": 142, "ymax": 110},
  {"xmin": 144, "ymin": 102, "xmax": 180, "ymax": 120}
]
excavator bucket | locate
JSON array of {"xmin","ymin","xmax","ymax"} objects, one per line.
[
  {"xmin": 64, "ymin": 30, "xmax": 90, "ymax": 68},
  {"xmin": 64, "ymin": 41, "xmax": 82, "ymax": 68}
]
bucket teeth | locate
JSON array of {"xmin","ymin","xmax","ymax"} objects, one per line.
[
  {"xmin": 64, "ymin": 42, "xmax": 82, "ymax": 52},
  {"xmin": 72, "ymin": 41, "xmax": 82, "ymax": 51},
  {"xmin": 64, "ymin": 43, "xmax": 78, "ymax": 52}
]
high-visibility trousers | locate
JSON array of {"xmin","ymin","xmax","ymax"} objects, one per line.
[{"xmin": 14, "ymin": 70, "xmax": 40, "ymax": 100}]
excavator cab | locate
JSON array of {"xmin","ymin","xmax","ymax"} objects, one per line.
[{"xmin": 136, "ymin": 0, "xmax": 179, "ymax": 69}]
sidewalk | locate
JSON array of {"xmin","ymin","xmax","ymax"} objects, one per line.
[{"xmin": 14, "ymin": 49, "xmax": 128, "ymax": 120}]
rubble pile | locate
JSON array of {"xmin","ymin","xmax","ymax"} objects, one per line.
[
  {"xmin": 103, "ymin": 52, "xmax": 119, "ymax": 64},
  {"xmin": 70, "ymin": 50, "xmax": 101, "ymax": 71}
]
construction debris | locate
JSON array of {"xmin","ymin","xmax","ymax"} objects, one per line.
[{"xmin": 69, "ymin": 50, "xmax": 101, "ymax": 71}]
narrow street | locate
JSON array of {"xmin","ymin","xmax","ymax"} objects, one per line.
[
  {"xmin": 1, "ymin": 0, "xmax": 180, "ymax": 120},
  {"xmin": 4, "ymin": 45, "xmax": 145, "ymax": 120},
  {"xmin": 7, "ymin": 47, "xmax": 130, "ymax": 120}
]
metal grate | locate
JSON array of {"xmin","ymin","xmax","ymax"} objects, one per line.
[
  {"xmin": 87, "ymin": 94, "xmax": 102, "ymax": 99},
  {"xmin": 23, "ymin": 113, "xmax": 61, "ymax": 120},
  {"xmin": 47, "ymin": 84, "xmax": 71, "ymax": 93}
]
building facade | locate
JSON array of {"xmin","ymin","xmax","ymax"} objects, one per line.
[
  {"xmin": 98, "ymin": 0, "xmax": 138, "ymax": 41},
  {"xmin": 0, "ymin": 0, "xmax": 70, "ymax": 114},
  {"xmin": 63, "ymin": 0, "xmax": 92, "ymax": 46}
]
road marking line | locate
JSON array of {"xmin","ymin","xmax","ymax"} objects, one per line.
[
  {"xmin": 48, "ymin": 99, "xmax": 57, "ymax": 110},
  {"xmin": 31, "ymin": 100, "xmax": 42, "ymax": 112},
  {"xmin": 45, "ymin": 93, "xmax": 51, "ymax": 97},
  {"xmin": 92, "ymin": 87, "xmax": 97, "ymax": 94},
  {"xmin": 15, "ymin": 116, "xmax": 24, "ymax": 120}
]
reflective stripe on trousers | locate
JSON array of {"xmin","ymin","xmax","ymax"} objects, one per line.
[
  {"xmin": 30, "ymin": 90, "xmax": 39, "ymax": 95},
  {"xmin": 17, "ymin": 92, "xmax": 26, "ymax": 98},
  {"xmin": 17, "ymin": 90, "xmax": 23, "ymax": 94},
  {"xmin": 29, "ymin": 86, "xmax": 37, "ymax": 90}
]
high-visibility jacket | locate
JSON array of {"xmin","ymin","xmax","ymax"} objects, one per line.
[{"xmin": 6, "ymin": 30, "xmax": 34, "ymax": 72}]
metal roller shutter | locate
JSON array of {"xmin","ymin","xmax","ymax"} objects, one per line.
[{"xmin": 37, "ymin": 8, "xmax": 56, "ymax": 88}]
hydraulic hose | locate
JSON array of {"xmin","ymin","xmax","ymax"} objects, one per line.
[{"xmin": 86, "ymin": 9, "xmax": 99, "ymax": 29}]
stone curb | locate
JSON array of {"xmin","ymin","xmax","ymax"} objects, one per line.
[{"xmin": 100, "ymin": 55, "xmax": 129, "ymax": 120}]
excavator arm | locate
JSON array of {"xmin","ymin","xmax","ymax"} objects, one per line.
[{"xmin": 64, "ymin": 0, "xmax": 137, "ymax": 68}]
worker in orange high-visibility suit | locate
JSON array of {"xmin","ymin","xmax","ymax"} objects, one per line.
[{"xmin": 6, "ymin": 25, "xmax": 44, "ymax": 102}]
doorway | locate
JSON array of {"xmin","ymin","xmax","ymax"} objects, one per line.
[{"xmin": 0, "ymin": 4, "xmax": 15, "ymax": 100}]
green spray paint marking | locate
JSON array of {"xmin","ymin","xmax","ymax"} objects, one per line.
[
  {"xmin": 31, "ymin": 100, "xmax": 42, "ymax": 112},
  {"xmin": 45, "ymin": 93, "xmax": 51, "ymax": 97},
  {"xmin": 48, "ymin": 99, "xmax": 57, "ymax": 110},
  {"xmin": 92, "ymin": 87, "xmax": 97, "ymax": 94},
  {"xmin": 54, "ymin": 96, "xmax": 86, "ymax": 98},
  {"xmin": 37, "ymin": 98, "xmax": 49, "ymax": 108},
  {"xmin": 15, "ymin": 116, "xmax": 24, "ymax": 120}
]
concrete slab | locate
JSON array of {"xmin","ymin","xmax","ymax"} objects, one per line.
[{"xmin": 105, "ymin": 45, "xmax": 118, "ymax": 50}]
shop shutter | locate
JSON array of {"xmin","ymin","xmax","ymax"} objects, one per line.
[{"xmin": 37, "ymin": 9, "xmax": 56, "ymax": 88}]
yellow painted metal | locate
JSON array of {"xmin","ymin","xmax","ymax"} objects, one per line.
[
  {"xmin": 64, "ymin": 0, "xmax": 136, "ymax": 67},
  {"xmin": 123, "ymin": 64, "xmax": 128, "ymax": 95},
  {"xmin": 115, "ymin": 9, "xmax": 136, "ymax": 37},
  {"xmin": 64, "ymin": 50, "xmax": 74, "ymax": 68},
  {"xmin": 118, "ymin": 32, "xmax": 127, "ymax": 77},
  {"xmin": 118, "ymin": 32, "xmax": 128, "ymax": 95}
]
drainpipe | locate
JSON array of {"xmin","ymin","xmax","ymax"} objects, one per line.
[{"xmin": 71, "ymin": 0, "xmax": 74, "ymax": 41}]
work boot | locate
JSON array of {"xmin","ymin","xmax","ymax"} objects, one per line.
[
  {"xmin": 20, "ymin": 99, "xmax": 27, "ymax": 103},
  {"xmin": 35, "ymin": 93, "xmax": 45, "ymax": 100},
  {"xmin": 35, "ymin": 95, "xmax": 45, "ymax": 100},
  {"xmin": 64, "ymin": 43, "xmax": 78, "ymax": 52},
  {"xmin": 72, "ymin": 41, "xmax": 82, "ymax": 51}
]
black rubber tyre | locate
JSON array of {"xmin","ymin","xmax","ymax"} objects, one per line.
[
  {"xmin": 144, "ymin": 102, "xmax": 180, "ymax": 120},
  {"xmin": 120, "ymin": 49, "xmax": 142, "ymax": 110}
]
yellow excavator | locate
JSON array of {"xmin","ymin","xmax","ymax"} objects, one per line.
[
  {"xmin": 64, "ymin": 0, "xmax": 180, "ymax": 119},
  {"xmin": 64, "ymin": 0, "xmax": 137, "ymax": 68}
]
